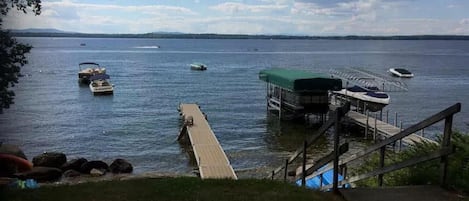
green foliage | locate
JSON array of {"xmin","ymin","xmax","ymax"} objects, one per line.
[
  {"xmin": 0, "ymin": 0, "xmax": 41, "ymax": 113},
  {"xmin": 353, "ymin": 132, "xmax": 469, "ymax": 193},
  {"xmin": 1, "ymin": 177, "xmax": 342, "ymax": 201}
]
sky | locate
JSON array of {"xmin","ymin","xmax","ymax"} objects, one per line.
[{"xmin": 3, "ymin": 0, "xmax": 469, "ymax": 35}]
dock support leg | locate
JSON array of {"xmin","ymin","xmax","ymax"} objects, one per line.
[{"xmin": 386, "ymin": 110, "xmax": 389, "ymax": 124}]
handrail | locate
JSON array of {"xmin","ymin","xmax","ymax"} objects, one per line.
[
  {"xmin": 340, "ymin": 103, "xmax": 460, "ymax": 165},
  {"xmin": 269, "ymin": 103, "xmax": 350, "ymax": 179}
]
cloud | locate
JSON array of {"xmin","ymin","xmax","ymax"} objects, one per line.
[{"xmin": 209, "ymin": 2, "xmax": 287, "ymax": 14}]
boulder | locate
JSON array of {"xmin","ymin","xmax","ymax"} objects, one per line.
[
  {"xmin": 32, "ymin": 152, "xmax": 67, "ymax": 168},
  {"xmin": 80, "ymin": 160, "xmax": 108, "ymax": 174},
  {"xmin": 90, "ymin": 168, "xmax": 105, "ymax": 177},
  {"xmin": 110, "ymin": 159, "xmax": 133, "ymax": 174},
  {"xmin": 61, "ymin": 158, "xmax": 88, "ymax": 171},
  {"xmin": 0, "ymin": 144, "xmax": 27, "ymax": 159},
  {"xmin": 63, "ymin": 169, "xmax": 81, "ymax": 178},
  {"xmin": 14, "ymin": 167, "xmax": 62, "ymax": 182}
]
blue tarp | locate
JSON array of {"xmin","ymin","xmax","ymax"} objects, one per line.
[
  {"xmin": 89, "ymin": 74, "xmax": 110, "ymax": 80},
  {"xmin": 296, "ymin": 168, "xmax": 351, "ymax": 190}
]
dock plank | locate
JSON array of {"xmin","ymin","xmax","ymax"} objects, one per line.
[
  {"xmin": 179, "ymin": 103, "xmax": 237, "ymax": 180},
  {"xmin": 347, "ymin": 111, "xmax": 437, "ymax": 145}
]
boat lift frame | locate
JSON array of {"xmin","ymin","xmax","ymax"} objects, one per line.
[{"xmin": 330, "ymin": 67, "xmax": 408, "ymax": 92}]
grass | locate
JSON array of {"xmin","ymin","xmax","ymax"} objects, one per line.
[{"xmin": 1, "ymin": 177, "xmax": 343, "ymax": 201}]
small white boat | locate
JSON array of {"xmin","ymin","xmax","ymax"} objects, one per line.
[
  {"xmin": 389, "ymin": 68, "xmax": 413, "ymax": 78},
  {"xmin": 333, "ymin": 85, "xmax": 390, "ymax": 112},
  {"xmin": 78, "ymin": 62, "xmax": 106, "ymax": 84},
  {"xmin": 89, "ymin": 74, "xmax": 113, "ymax": 95},
  {"xmin": 190, "ymin": 63, "xmax": 207, "ymax": 71}
]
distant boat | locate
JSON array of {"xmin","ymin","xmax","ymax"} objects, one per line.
[
  {"xmin": 190, "ymin": 63, "xmax": 207, "ymax": 71},
  {"xmin": 89, "ymin": 74, "xmax": 114, "ymax": 95},
  {"xmin": 78, "ymin": 62, "xmax": 106, "ymax": 84},
  {"xmin": 332, "ymin": 85, "xmax": 390, "ymax": 112},
  {"xmin": 80, "ymin": 43, "xmax": 86, "ymax": 46},
  {"xmin": 389, "ymin": 68, "xmax": 413, "ymax": 78}
]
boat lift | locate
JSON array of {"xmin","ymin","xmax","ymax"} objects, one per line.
[{"xmin": 330, "ymin": 68, "xmax": 408, "ymax": 92}]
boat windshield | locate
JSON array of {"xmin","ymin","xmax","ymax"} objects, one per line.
[
  {"xmin": 395, "ymin": 68, "xmax": 412, "ymax": 74},
  {"xmin": 79, "ymin": 62, "xmax": 100, "ymax": 70},
  {"xmin": 347, "ymin": 85, "xmax": 369, "ymax": 92},
  {"xmin": 366, "ymin": 92, "xmax": 389, "ymax": 98}
]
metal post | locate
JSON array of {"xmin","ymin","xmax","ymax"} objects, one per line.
[
  {"xmin": 364, "ymin": 103, "xmax": 367, "ymax": 114},
  {"xmin": 365, "ymin": 111, "xmax": 369, "ymax": 139},
  {"xmin": 394, "ymin": 112, "xmax": 398, "ymax": 127},
  {"xmin": 380, "ymin": 110, "xmax": 383, "ymax": 121},
  {"xmin": 333, "ymin": 108, "xmax": 341, "ymax": 194},
  {"xmin": 440, "ymin": 115, "xmax": 453, "ymax": 187},
  {"xmin": 356, "ymin": 99, "xmax": 360, "ymax": 112},
  {"xmin": 421, "ymin": 128, "xmax": 425, "ymax": 137},
  {"xmin": 279, "ymin": 88, "xmax": 282, "ymax": 120},
  {"xmin": 301, "ymin": 140, "xmax": 307, "ymax": 187},
  {"xmin": 284, "ymin": 159, "xmax": 288, "ymax": 182},
  {"xmin": 271, "ymin": 170, "xmax": 275, "ymax": 180},
  {"xmin": 378, "ymin": 146, "xmax": 385, "ymax": 186},
  {"xmin": 374, "ymin": 113, "xmax": 378, "ymax": 141},
  {"xmin": 386, "ymin": 110, "xmax": 389, "ymax": 124}
]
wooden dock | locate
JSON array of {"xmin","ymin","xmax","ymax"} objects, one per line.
[
  {"xmin": 178, "ymin": 103, "xmax": 237, "ymax": 180},
  {"xmin": 346, "ymin": 111, "xmax": 437, "ymax": 145}
]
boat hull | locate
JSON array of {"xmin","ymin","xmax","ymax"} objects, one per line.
[
  {"xmin": 333, "ymin": 89, "xmax": 389, "ymax": 112},
  {"xmin": 389, "ymin": 68, "xmax": 413, "ymax": 78},
  {"xmin": 89, "ymin": 80, "xmax": 114, "ymax": 95},
  {"xmin": 190, "ymin": 63, "xmax": 207, "ymax": 71}
]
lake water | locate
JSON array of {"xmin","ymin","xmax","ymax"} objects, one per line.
[{"xmin": 1, "ymin": 38, "xmax": 468, "ymax": 177}]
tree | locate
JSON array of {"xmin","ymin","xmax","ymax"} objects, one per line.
[{"xmin": 0, "ymin": 0, "xmax": 41, "ymax": 113}]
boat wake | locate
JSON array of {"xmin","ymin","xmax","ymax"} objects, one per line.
[{"xmin": 134, "ymin": 46, "xmax": 160, "ymax": 49}]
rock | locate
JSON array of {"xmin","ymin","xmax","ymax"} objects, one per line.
[
  {"xmin": 90, "ymin": 168, "xmax": 105, "ymax": 177},
  {"xmin": 80, "ymin": 160, "xmax": 108, "ymax": 174},
  {"xmin": 110, "ymin": 159, "xmax": 133, "ymax": 174},
  {"xmin": 63, "ymin": 169, "xmax": 81, "ymax": 178},
  {"xmin": 32, "ymin": 152, "xmax": 67, "ymax": 168},
  {"xmin": 14, "ymin": 167, "xmax": 62, "ymax": 182},
  {"xmin": 0, "ymin": 144, "xmax": 27, "ymax": 159},
  {"xmin": 61, "ymin": 158, "xmax": 88, "ymax": 171}
]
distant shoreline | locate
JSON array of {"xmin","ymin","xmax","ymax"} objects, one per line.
[{"xmin": 9, "ymin": 32, "xmax": 469, "ymax": 40}]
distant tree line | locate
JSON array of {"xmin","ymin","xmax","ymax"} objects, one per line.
[{"xmin": 9, "ymin": 32, "xmax": 469, "ymax": 40}]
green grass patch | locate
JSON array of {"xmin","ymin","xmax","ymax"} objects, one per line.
[{"xmin": 1, "ymin": 177, "xmax": 342, "ymax": 201}]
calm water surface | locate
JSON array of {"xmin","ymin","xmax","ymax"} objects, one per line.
[{"xmin": 1, "ymin": 38, "xmax": 468, "ymax": 176}]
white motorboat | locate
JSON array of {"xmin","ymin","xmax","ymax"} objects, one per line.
[
  {"xmin": 333, "ymin": 85, "xmax": 390, "ymax": 112},
  {"xmin": 89, "ymin": 74, "xmax": 113, "ymax": 95},
  {"xmin": 78, "ymin": 62, "xmax": 106, "ymax": 84},
  {"xmin": 389, "ymin": 68, "xmax": 413, "ymax": 78},
  {"xmin": 190, "ymin": 63, "xmax": 207, "ymax": 71}
]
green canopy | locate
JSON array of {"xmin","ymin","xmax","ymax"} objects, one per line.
[{"xmin": 259, "ymin": 68, "xmax": 342, "ymax": 92}]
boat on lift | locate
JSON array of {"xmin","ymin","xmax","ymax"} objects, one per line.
[
  {"xmin": 389, "ymin": 68, "xmax": 413, "ymax": 78},
  {"xmin": 332, "ymin": 85, "xmax": 390, "ymax": 112}
]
